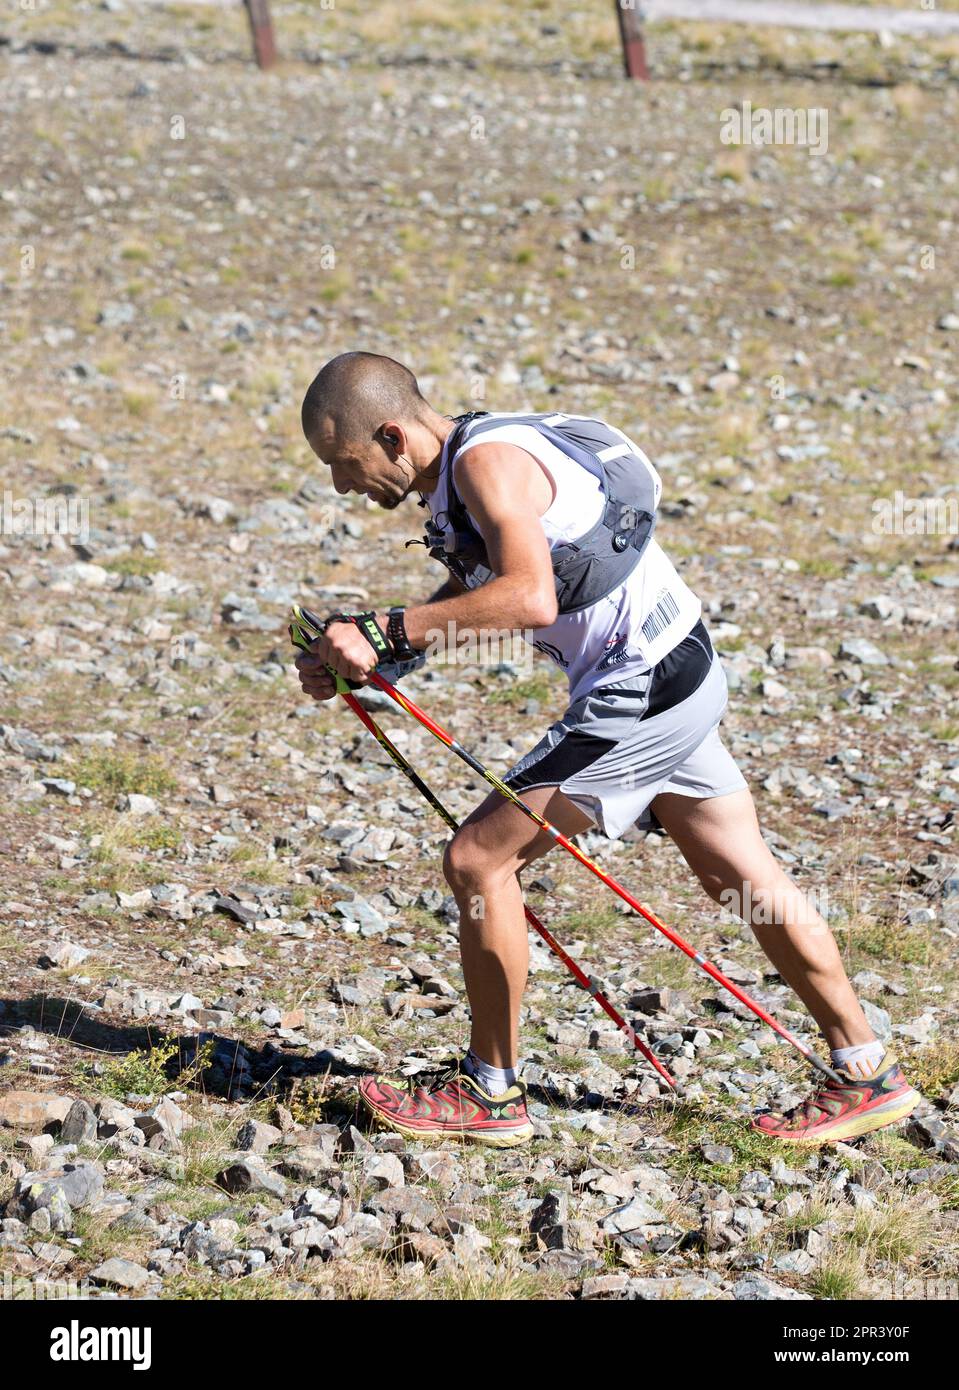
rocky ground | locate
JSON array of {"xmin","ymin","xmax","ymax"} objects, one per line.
[{"xmin": 0, "ymin": 2, "xmax": 957, "ymax": 1301}]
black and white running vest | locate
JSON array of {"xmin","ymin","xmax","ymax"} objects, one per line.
[{"xmin": 417, "ymin": 410, "xmax": 662, "ymax": 616}]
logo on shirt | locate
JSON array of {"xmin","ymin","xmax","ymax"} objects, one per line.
[{"xmin": 597, "ymin": 630, "xmax": 631, "ymax": 670}]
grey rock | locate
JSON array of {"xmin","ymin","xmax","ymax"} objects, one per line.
[
  {"xmin": 732, "ymin": 1206, "xmax": 768, "ymax": 1237},
  {"xmin": 632, "ymin": 1276, "xmax": 731, "ymax": 1300},
  {"xmin": 116, "ymin": 792, "xmax": 159, "ymax": 815},
  {"xmin": 701, "ymin": 1143, "xmax": 734, "ymax": 1165},
  {"xmin": 773, "ymin": 1249, "xmax": 817, "ymax": 1276},
  {"xmin": 530, "ymin": 1191, "xmax": 571, "ymax": 1251},
  {"xmin": 88, "ymin": 1257, "xmax": 152, "ymax": 1290},
  {"xmin": 334, "ymin": 897, "xmax": 390, "ymax": 935},
  {"xmin": 740, "ymin": 1170, "xmax": 776, "ymax": 1196},
  {"xmin": 9, "ymin": 1162, "xmax": 104, "ymax": 1220},
  {"xmin": 60, "ymin": 1099, "xmax": 98, "ymax": 1145},
  {"xmin": 838, "ymin": 638, "xmax": 888, "ymax": 667},
  {"xmin": 893, "ymin": 1012, "xmax": 938, "ymax": 1044},
  {"xmin": 734, "ymin": 1275, "xmax": 812, "ymax": 1300},
  {"xmin": 861, "ymin": 999, "xmax": 893, "ymax": 1042},
  {"xmin": 235, "ymin": 1119, "xmax": 283, "ymax": 1155},
  {"xmin": 600, "ymin": 1196, "xmax": 665, "ymax": 1235},
  {"xmin": 582, "ymin": 1273, "xmax": 631, "ymax": 1299},
  {"xmin": 0, "ymin": 1091, "xmax": 73, "ymax": 1132},
  {"xmin": 361, "ymin": 1153, "xmax": 404, "ymax": 1190},
  {"xmin": 38, "ymin": 942, "xmax": 90, "ymax": 971},
  {"xmin": 216, "ymin": 1158, "xmax": 288, "ymax": 1199}
]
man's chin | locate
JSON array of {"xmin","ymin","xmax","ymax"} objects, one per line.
[{"xmin": 378, "ymin": 482, "xmax": 414, "ymax": 510}]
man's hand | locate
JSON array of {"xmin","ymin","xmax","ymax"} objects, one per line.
[
  {"xmin": 293, "ymin": 613, "xmax": 392, "ymax": 700},
  {"xmin": 294, "ymin": 650, "xmax": 338, "ymax": 702}
]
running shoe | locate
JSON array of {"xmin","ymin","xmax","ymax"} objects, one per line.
[
  {"xmin": 752, "ymin": 1052, "xmax": 921, "ymax": 1145},
  {"xmin": 359, "ymin": 1057, "xmax": 534, "ymax": 1148}
]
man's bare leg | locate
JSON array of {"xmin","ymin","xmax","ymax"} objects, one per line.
[
  {"xmin": 443, "ymin": 786, "xmax": 593, "ymax": 1069},
  {"xmin": 649, "ymin": 787, "xmax": 875, "ymax": 1055}
]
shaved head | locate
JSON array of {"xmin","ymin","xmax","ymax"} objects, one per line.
[{"xmin": 301, "ymin": 351, "xmax": 431, "ymax": 453}]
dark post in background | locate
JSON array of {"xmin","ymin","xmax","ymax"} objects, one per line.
[
  {"xmin": 244, "ymin": 0, "xmax": 278, "ymax": 70},
  {"xmin": 615, "ymin": 0, "xmax": 649, "ymax": 80}
]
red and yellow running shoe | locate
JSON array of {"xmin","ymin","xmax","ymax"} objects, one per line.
[
  {"xmin": 359, "ymin": 1058, "xmax": 534, "ymax": 1148},
  {"xmin": 752, "ymin": 1051, "xmax": 920, "ymax": 1145}
]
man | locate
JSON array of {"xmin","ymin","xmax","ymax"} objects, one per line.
[{"xmin": 295, "ymin": 350, "xmax": 920, "ymax": 1148}]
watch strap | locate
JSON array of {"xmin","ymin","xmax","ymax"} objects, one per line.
[{"xmin": 386, "ymin": 606, "xmax": 417, "ymax": 661}]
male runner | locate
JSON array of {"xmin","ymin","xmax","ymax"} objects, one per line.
[{"xmin": 294, "ymin": 350, "xmax": 920, "ymax": 1148}]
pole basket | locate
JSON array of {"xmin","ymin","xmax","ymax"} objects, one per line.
[{"xmin": 244, "ymin": 0, "xmax": 278, "ymax": 70}]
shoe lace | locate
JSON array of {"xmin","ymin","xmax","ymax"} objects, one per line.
[
  {"xmin": 782, "ymin": 1075, "xmax": 848, "ymax": 1125},
  {"xmin": 793, "ymin": 1095, "xmax": 827, "ymax": 1124},
  {"xmin": 404, "ymin": 1058, "xmax": 463, "ymax": 1095}
]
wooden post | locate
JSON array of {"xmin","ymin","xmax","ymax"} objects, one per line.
[
  {"xmin": 244, "ymin": 0, "xmax": 278, "ymax": 70},
  {"xmin": 615, "ymin": 0, "xmax": 648, "ymax": 80}
]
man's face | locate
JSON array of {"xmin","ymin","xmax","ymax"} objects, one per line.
[{"xmin": 306, "ymin": 417, "xmax": 410, "ymax": 510}]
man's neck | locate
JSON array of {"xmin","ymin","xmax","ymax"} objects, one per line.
[{"xmin": 414, "ymin": 414, "xmax": 456, "ymax": 497}]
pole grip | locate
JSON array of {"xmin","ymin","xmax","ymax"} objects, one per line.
[{"xmin": 326, "ymin": 665, "xmax": 353, "ymax": 695}]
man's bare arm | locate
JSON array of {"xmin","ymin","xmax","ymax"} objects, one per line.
[
  {"xmin": 424, "ymin": 576, "xmax": 468, "ymax": 604},
  {"xmin": 392, "ymin": 442, "xmax": 558, "ymax": 648},
  {"xmin": 297, "ymin": 446, "xmax": 555, "ymax": 693}
]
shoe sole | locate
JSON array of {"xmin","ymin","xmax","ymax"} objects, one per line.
[
  {"xmin": 359, "ymin": 1094, "xmax": 534, "ymax": 1149},
  {"xmin": 753, "ymin": 1088, "xmax": 921, "ymax": 1146}
]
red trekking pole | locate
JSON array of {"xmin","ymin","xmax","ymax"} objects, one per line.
[
  {"xmin": 338, "ymin": 684, "xmax": 675, "ymax": 1087},
  {"xmin": 365, "ymin": 668, "xmax": 844, "ymax": 1087},
  {"xmin": 290, "ymin": 606, "xmax": 673, "ymax": 1084}
]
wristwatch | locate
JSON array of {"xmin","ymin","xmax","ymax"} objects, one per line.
[{"xmin": 387, "ymin": 607, "xmax": 418, "ymax": 662}]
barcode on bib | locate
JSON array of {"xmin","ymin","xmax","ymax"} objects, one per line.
[{"xmin": 641, "ymin": 591, "xmax": 680, "ymax": 643}]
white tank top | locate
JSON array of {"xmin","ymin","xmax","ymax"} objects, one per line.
[{"xmin": 428, "ymin": 422, "xmax": 702, "ymax": 702}]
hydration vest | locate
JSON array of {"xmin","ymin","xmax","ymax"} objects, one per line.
[{"xmin": 418, "ymin": 410, "xmax": 662, "ymax": 616}]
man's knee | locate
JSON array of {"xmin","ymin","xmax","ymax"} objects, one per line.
[{"xmin": 443, "ymin": 828, "xmax": 493, "ymax": 893}]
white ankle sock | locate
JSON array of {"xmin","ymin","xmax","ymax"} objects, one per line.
[
  {"xmin": 831, "ymin": 1040, "xmax": 886, "ymax": 1079},
  {"xmin": 463, "ymin": 1049, "xmax": 518, "ymax": 1097}
]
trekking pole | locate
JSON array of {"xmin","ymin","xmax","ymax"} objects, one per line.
[
  {"xmin": 289, "ymin": 610, "xmax": 674, "ymax": 1085},
  {"xmin": 343, "ymin": 682, "xmax": 674, "ymax": 1087},
  {"xmin": 362, "ymin": 669, "xmax": 844, "ymax": 1087}
]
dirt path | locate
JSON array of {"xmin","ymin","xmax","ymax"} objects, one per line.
[{"xmin": 643, "ymin": 0, "xmax": 959, "ymax": 37}]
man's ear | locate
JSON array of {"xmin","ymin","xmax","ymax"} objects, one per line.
[{"xmin": 380, "ymin": 423, "xmax": 403, "ymax": 450}]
